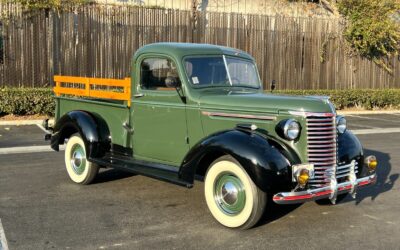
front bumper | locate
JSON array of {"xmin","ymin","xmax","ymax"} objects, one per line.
[{"xmin": 273, "ymin": 173, "xmax": 377, "ymax": 204}]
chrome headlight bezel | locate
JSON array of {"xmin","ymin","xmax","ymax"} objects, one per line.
[
  {"xmin": 336, "ymin": 116, "xmax": 347, "ymax": 134},
  {"xmin": 282, "ymin": 119, "xmax": 301, "ymax": 140}
]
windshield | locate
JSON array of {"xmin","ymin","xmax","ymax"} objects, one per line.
[{"xmin": 184, "ymin": 56, "xmax": 261, "ymax": 88}]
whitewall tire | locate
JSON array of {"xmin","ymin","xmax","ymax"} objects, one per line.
[
  {"xmin": 64, "ymin": 134, "xmax": 99, "ymax": 185},
  {"xmin": 204, "ymin": 155, "xmax": 267, "ymax": 229}
]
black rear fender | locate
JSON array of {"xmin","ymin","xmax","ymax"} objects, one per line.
[{"xmin": 51, "ymin": 111, "xmax": 111, "ymax": 158}]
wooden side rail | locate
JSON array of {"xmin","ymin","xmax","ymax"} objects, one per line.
[{"xmin": 54, "ymin": 76, "xmax": 131, "ymax": 107}]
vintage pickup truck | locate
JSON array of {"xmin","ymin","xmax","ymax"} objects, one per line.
[{"xmin": 46, "ymin": 43, "xmax": 377, "ymax": 229}]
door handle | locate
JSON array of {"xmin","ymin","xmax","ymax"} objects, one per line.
[{"xmin": 134, "ymin": 93, "xmax": 144, "ymax": 98}]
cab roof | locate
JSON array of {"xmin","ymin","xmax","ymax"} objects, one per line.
[{"xmin": 134, "ymin": 42, "xmax": 254, "ymax": 61}]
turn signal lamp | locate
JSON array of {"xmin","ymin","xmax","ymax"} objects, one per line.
[
  {"xmin": 366, "ymin": 156, "xmax": 378, "ymax": 172},
  {"xmin": 297, "ymin": 169, "xmax": 310, "ymax": 187}
]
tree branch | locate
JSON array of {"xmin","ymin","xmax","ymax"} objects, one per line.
[{"xmin": 320, "ymin": 0, "xmax": 339, "ymax": 16}]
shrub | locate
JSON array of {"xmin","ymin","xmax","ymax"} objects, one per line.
[
  {"xmin": 0, "ymin": 88, "xmax": 400, "ymax": 117},
  {"xmin": 0, "ymin": 88, "xmax": 55, "ymax": 116},
  {"xmin": 275, "ymin": 89, "xmax": 400, "ymax": 110}
]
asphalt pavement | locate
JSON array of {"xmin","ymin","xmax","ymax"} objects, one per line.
[{"xmin": 0, "ymin": 114, "xmax": 399, "ymax": 250}]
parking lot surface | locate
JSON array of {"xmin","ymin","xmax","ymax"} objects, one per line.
[{"xmin": 0, "ymin": 114, "xmax": 399, "ymax": 249}]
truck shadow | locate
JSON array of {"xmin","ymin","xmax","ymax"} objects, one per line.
[
  {"xmin": 257, "ymin": 196, "xmax": 302, "ymax": 226},
  {"xmin": 352, "ymin": 148, "xmax": 398, "ymax": 205},
  {"xmin": 94, "ymin": 168, "xmax": 136, "ymax": 184},
  {"xmin": 324, "ymin": 148, "xmax": 397, "ymax": 205},
  {"xmin": 257, "ymin": 148, "xmax": 397, "ymax": 226}
]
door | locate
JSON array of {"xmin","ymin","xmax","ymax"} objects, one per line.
[{"xmin": 131, "ymin": 56, "xmax": 189, "ymax": 165}]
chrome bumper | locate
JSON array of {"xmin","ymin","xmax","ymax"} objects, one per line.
[{"xmin": 273, "ymin": 173, "xmax": 377, "ymax": 205}]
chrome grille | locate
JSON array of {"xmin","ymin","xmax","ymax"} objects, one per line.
[
  {"xmin": 306, "ymin": 114, "xmax": 337, "ymax": 187},
  {"xmin": 306, "ymin": 114, "xmax": 359, "ymax": 187},
  {"xmin": 336, "ymin": 161, "xmax": 358, "ymax": 179}
]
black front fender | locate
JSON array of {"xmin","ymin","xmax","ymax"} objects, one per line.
[
  {"xmin": 338, "ymin": 130, "xmax": 364, "ymax": 175},
  {"xmin": 179, "ymin": 129, "xmax": 292, "ymax": 193},
  {"xmin": 51, "ymin": 111, "xmax": 111, "ymax": 158}
]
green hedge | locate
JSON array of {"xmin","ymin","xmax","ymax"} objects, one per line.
[
  {"xmin": 1, "ymin": 88, "xmax": 400, "ymax": 117},
  {"xmin": 274, "ymin": 89, "xmax": 400, "ymax": 110},
  {"xmin": 0, "ymin": 88, "xmax": 54, "ymax": 116}
]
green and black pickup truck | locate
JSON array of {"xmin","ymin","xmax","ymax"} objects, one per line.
[{"xmin": 46, "ymin": 43, "xmax": 377, "ymax": 229}]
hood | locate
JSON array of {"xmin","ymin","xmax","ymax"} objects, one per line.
[{"xmin": 197, "ymin": 88, "xmax": 334, "ymax": 114}]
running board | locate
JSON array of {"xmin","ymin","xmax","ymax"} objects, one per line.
[{"xmin": 90, "ymin": 154, "xmax": 193, "ymax": 188}]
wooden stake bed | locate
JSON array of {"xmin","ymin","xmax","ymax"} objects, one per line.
[{"xmin": 53, "ymin": 76, "xmax": 131, "ymax": 107}]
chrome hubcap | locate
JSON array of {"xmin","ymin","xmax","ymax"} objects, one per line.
[
  {"xmin": 214, "ymin": 172, "xmax": 246, "ymax": 215},
  {"xmin": 70, "ymin": 144, "xmax": 86, "ymax": 175},
  {"xmin": 221, "ymin": 182, "xmax": 239, "ymax": 205}
]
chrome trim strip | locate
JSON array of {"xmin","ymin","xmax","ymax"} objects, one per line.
[
  {"xmin": 307, "ymin": 123, "xmax": 336, "ymax": 126},
  {"xmin": 307, "ymin": 127, "xmax": 335, "ymax": 131},
  {"xmin": 307, "ymin": 118, "xmax": 335, "ymax": 122},
  {"xmin": 307, "ymin": 131, "xmax": 336, "ymax": 135},
  {"xmin": 289, "ymin": 111, "xmax": 335, "ymax": 117},
  {"xmin": 307, "ymin": 144, "xmax": 336, "ymax": 148},
  {"xmin": 309, "ymin": 162, "xmax": 337, "ymax": 166},
  {"xmin": 307, "ymin": 149, "xmax": 336, "ymax": 153},
  {"xmin": 308, "ymin": 153, "xmax": 336, "ymax": 157},
  {"xmin": 307, "ymin": 135, "xmax": 336, "ymax": 139},
  {"xmin": 201, "ymin": 111, "xmax": 276, "ymax": 121},
  {"xmin": 336, "ymin": 171, "xmax": 358, "ymax": 179}
]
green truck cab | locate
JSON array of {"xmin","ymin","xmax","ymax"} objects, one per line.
[{"xmin": 48, "ymin": 43, "xmax": 377, "ymax": 229}]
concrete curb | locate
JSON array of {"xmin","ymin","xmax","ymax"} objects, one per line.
[
  {"xmin": 0, "ymin": 119, "xmax": 54, "ymax": 126},
  {"xmin": 337, "ymin": 110, "xmax": 400, "ymax": 115},
  {"xmin": 0, "ymin": 120, "xmax": 44, "ymax": 126},
  {"xmin": 0, "ymin": 145, "xmax": 65, "ymax": 155}
]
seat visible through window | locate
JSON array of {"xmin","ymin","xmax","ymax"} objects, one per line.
[{"xmin": 141, "ymin": 58, "xmax": 180, "ymax": 90}]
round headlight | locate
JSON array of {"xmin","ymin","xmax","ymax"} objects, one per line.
[
  {"xmin": 283, "ymin": 119, "xmax": 301, "ymax": 140},
  {"xmin": 336, "ymin": 116, "xmax": 347, "ymax": 134}
]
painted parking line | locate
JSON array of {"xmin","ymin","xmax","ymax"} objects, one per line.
[
  {"xmin": 348, "ymin": 123, "xmax": 380, "ymax": 129},
  {"xmin": 0, "ymin": 145, "xmax": 65, "ymax": 155},
  {"xmin": 346, "ymin": 114, "xmax": 400, "ymax": 123},
  {"xmin": 0, "ymin": 219, "xmax": 9, "ymax": 250},
  {"xmin": 36, "ymin": 124, "xmax": 51, "ymax": 134},
  {"xmin": 352, "ymin": 127, "xmax": 400, "ymax": 135}
]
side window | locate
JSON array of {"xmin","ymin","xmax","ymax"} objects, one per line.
[{"xmin": 140, "ymin": 57, "xmax": 180, "ymax": 90}]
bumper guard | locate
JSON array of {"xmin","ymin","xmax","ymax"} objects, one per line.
[{"xmin": 273, "ymin": 173, "xmax": 377, "ymax": 205}]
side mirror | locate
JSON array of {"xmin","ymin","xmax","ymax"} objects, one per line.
[
  {"xmin": 270, "ymin": 80, "xmax": 276, "ymax": 93},
  {"xmin": 165, "ymin": 76, "xmax": 180, "ymax": 88}
]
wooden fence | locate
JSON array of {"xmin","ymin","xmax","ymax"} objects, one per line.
[{"xmin": 0, "ymin": 4, "xmax": 399, "ymax": 89}]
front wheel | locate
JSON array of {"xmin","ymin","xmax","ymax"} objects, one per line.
[
  {"xmin": 64, "ymin": 134, "xmax": 99, "ymax": 185},
  {"xmin": 204, "ymin": 156, "xmax": 267, "ymax": 229}
]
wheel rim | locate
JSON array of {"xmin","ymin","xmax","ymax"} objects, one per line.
[
  {"xmin": 70, "ymin": 144, "xmax": 86, "ymax": 175},
  {"xmin": 214, "ymin": 172, "xmax": 246, "ymax": 215}
]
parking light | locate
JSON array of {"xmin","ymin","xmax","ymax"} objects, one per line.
[
  {"xmin": 365, "ymin": 155, "xmax": 378, "ymax": 172},
  {"xmin": 297, "ymin": 169, "xmax": 310, "ymax": 187}
]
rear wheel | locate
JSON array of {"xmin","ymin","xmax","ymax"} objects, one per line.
[
  {"xmin": 64, "ymin": 134, "xmax": 99, "ymax": 185},
  {"xmin": 204, "ymin": 155, "xmax": 267, "ymax": 229}
]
